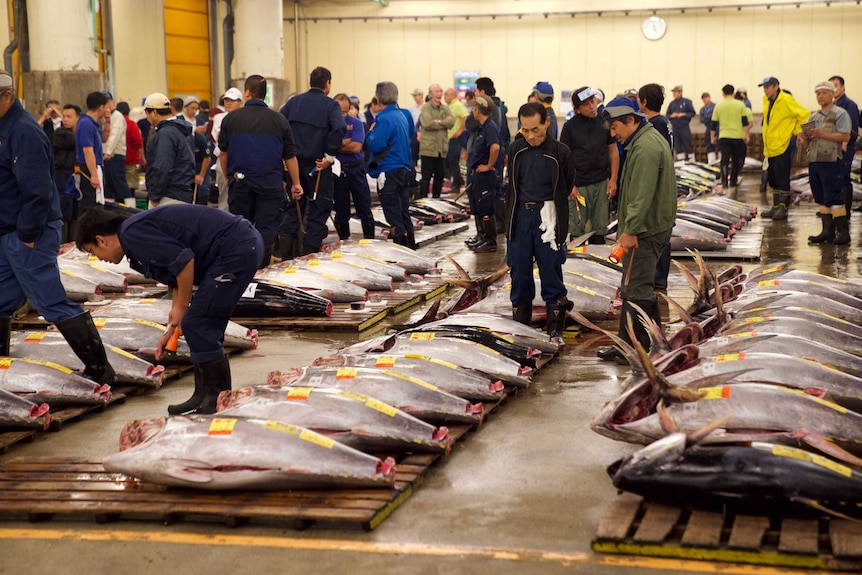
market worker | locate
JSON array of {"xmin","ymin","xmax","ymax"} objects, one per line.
[
  {"xmin": 466, "ymin": 94, "xmax": 501, "ymax": 253},
  {"xmin": 505, "ymin": 102, "xmax": 574, "ymax": 344},
  {"xmin": 0, "ymin": 69, "xmax": 115, "ymax": 384},
  {"xmin": 597, "ymin": 106, "xmax": 676, "ymax": 364},
  {"xmin": 75, "ymin": 204, "xmax": 263, "ymax": 414}
]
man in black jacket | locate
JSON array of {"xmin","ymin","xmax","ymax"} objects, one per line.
[
  {"xmin": 142, "ymin": 92, "xmax": 196, "ymax": 207},
  {"xmin": 505, "ymin": 102, "xmax": 574, "ymax": 344}
]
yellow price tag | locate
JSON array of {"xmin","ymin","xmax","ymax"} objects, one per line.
[
  {"xmin": 336, "ymin": 367, "xmax": 357, "ymax": 379},
  {"xmin": 375, "ymin": 356, "xmax": 397, "ymax": 368},
  {"xmin": 299, "ymin": 429, "xmax": 335, "ymax": 449},
  {"xmin": 358, "ymin": 239, "xmax": 372, "ymax": 246},
  {"xmin": 24, "ymin": 332, "xmax": 47, "ymax": 342},
  {"xmin": 207, "ymin": 418, "xmax": 237, "ymax": 436},
  {"xmin": 286, "ymin": 387, "xmax": 312, "ymax": 401},
  {"xmin": 761, "ymin": 265, "xmax": 785, "ymax": 274},
  {"xmin": 758, "ymin": 280, "xmax": 780, "ymax": 287},
  {"xmin": 139, "ymin": 298, "xmax": 157, "ymax": 304},
  {"xmin": 93, "ymin": 318, "xmax": 109, "ymax": 327},
  {"xmin": 0, "ymin": 358, "xmax": 12, "ymax": 369},
  {"xmin": 308, "ymin": 259, "xmax": 321, "ymax": 266},
  {"xmin": 716, "ymin": 354, "xmax": 745, "ymax": 362},
  {"xmin": 331, "ymin": 251, "xmax": 343, "ymax": 259},
  {"xmin": 409, "ymin": 333, "xmax": 435, "ymax": 341},
  {"xmin": 282, "ymin": 268, "xmax": 297, "ymax": 274},
  {"xmin": 700, "ymin": 386, "xmax": 730, "ymax": 399}
]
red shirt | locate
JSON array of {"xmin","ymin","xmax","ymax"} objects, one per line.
[{"xmin": 124, "ymin": 115, "xmax": 144, "ymax": 165}]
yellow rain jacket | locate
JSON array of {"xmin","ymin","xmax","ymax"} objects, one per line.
[{"xmin": 761, "ymin": 90, "xmax": 809, "ymax": 158}]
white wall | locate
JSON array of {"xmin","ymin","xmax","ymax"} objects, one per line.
[
  {"xmin": 111, "ymin": 0, "xmax": 167, "ymax": 106},
  {"xmin": 285, "ymin": 0, "xmax": 862, "ymax": 114}
]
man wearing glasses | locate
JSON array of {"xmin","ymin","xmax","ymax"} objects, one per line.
[{"xmin": 504, "ymin": 102, "xmax": 575, "ymax": 345}]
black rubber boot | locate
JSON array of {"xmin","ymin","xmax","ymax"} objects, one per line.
[
  {"xmin": 843, "ymin": 184, "xmax": 853, "ymax": 215},
  {"xmin": 188, "ymin": 357, "xmax": 232, "ymax": 415},
  {"xmin": 512, "ymin": 304, "xmax": 532, "ymax": 326},
  {"xmin": 808, "ymin": 212, "xmax": 834, "ymax": 243},
  {"xmin": 54, "ymin": 311, "xmax": 116, "ymax": 384},
  {"xmin": 278, "ymin": 234, "xmax": 296, "ymax": 261},
  {"xmin": 771, "ymin": 192, "xmax": 791, "ymax": 221},
  {"xmin": 472, "ymin": 217, "xmax": 497, "ymax": 252},
  {"xmin": 300, "ymin": 244, "xmax": 319, "ymax": 256},
  {"xmin": 761, "ymin": 192, "xmax": 780, "ymax": 219},
  {"xmin": 167, "ymin": 363, "xmax": 205, "ymax": 415},
  {"xmin": 361, "ymin": 219, "xmax": 376, "ymax": 239},
  {"xmin": 334, "ymin": 221, "xmax": 351, "ymax": 241},
  {"xmin": 259, "ymin": 245, "xmax": 273, "ymax": 269},
  {"xmin": 406, "ymin": 231, "xmax": 417, "ymax": 250},
  {"xmin": 0, "ymin": 316, "xmax": 10, "ymax": 356},
  {"xmin": 465, "ymin": 216, "xmax": 483, "ymax": 246},
  {"xmin": 546, "ymin": 296, "xmax": 573, "ymax": 346},
  {"xmin": 833, "ymin": 215, "xmax": 851, "ymax": 245}
]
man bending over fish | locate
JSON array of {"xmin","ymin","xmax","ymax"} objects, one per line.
[{"xmin": 76, "ymin": 204, "xmax": 263, "ymax": 414}]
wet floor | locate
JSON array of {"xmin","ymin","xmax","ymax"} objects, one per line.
[{"xmin": 0, "ymin": 172, "xmax": 856, "ymax": 575}]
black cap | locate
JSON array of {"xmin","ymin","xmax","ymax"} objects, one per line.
[{"xmin": 758, "ymin": 77, "xmax": 779, "ymax": 87}]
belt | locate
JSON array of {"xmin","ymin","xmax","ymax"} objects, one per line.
[
  {"xmin": 521, "ymin": 201, "xmax": 545, "ymax": 209},
  {"xmin": 341, "ymin": 161, "xmax": 364, "ymax": 169}
]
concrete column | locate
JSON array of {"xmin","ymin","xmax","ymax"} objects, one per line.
[
  {"xmin": 23, "ymin": 0, "xmax": 102, "ymax": 111},
  {"xmin": 233, "ymin": 0, "xmax": 289, "ymax": 106}
]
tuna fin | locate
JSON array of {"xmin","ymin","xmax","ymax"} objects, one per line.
[
  {"xmin": 571, "ymin": 309, "xmax": 639, "ymax": 371},
  {"xmin": 792, "ymin": 429, "xmax": 862, "ymax": 469},
  {"xmin": 656, "ymin": 401, "xmax": 679, "ymax": 434},
  {"xmin": 445, "ymin": 256, "xmax": 473, "ymax": 282},
  {"xmin": 660, "ymin": 292, "xmax": 695, "ymax": 325},
  {"xmin": 625, "ymin": 312, "xmax": 678, "ymax": 396},
  {"xmin": 686, "ymin": 414, "xmax": 734, "ymax": 447},
  {"xmin": 791, "ymin": 497, "xmax": 862, "ymax": 523},
  {"xmin": 167, "ymin": 461, "xmax": 214, "ymax": 484},
  {"xmin": 628, "ymin": 301, "xmax": 670, "ymax": 357}
]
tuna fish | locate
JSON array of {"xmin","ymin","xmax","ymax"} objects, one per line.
[
  {"xmin": 609, "ymin": 433, "xmax": 862, "ymax": 520},
  {"xmin": 329, "ymin": 251, "xmax": 407, "ymax": 282},
  {"xmin": 428, "ymin": 313, "xmax": 561, "ymax": 354},
  {"xmin": 10, "ymin": 331, "xmax": 165, "ymax": 387},
  {"xmin": 293, "ymin": 255, "xmax": 393, "ymax": 291},
  {"xmin": 59, "ymin": 243, "xmax": 155, "ymax": 285},
  {"xmin": 255, "ymin": 264, "xmax": 368, "ymax": 303},
  {"xmin": 0, "ymin": 357, "xmax": 111, "ymax": 406},
  {"xmin": 82, "ymin": 317, "xmax": 192, "ymax": 363},
  {"xmin": 93, "ymin": 298, "xmax": 258, "ymax": 350},
  {"xmin": 266, "ymin": 366, "xmax": 484, "ymax": 425},
  {"xmin": 59, "ymin": 269, "xmax": 102, "ymax": 302},
  {"xmin": 57, "ymin": 258, "xmax": 128, "ymax": 293},
  {"xmin": 312, "ymin": 354, "xmax": 506, "ymax": 402},
  {"xmin": 0, "ymin": 389, "xmax": 51, "ymax": 430},
  {"xmin": 102, "ymin": 415, "xmax": 397, "ymax": 490},
  {"xmin": 329, "ymin": 239, "xmax": 437, "ymax": 275},
  {"xmin": 234, "ymin": 279, "xmax": 333, "ymax": 317},
  {"xmin": 217, "ymin": 386, "xmax": 451, "ymax": 454}
]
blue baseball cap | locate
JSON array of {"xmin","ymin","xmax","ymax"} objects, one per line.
[
  {"xmin": 102, "ymin": 91, "xmax": 113, "ymax": 101},
  {"xmin": 605, "ymin": 96, "xmax": 639, "ymax": 111},
  {"xmin": 532, "ymin": 81, "xmax": 554, "ymax": 100}
]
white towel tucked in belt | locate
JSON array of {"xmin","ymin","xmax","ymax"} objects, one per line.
[{"xmin": 538, "ymin": 201, "xmax": 558, "ymax": 251}]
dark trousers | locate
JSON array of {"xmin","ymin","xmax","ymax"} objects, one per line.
[
  {"xmin": 506, "ymin": 205, "xmax": 566, "ymax": 307},
  {"xmin": 0, "ymin": 220, "xmax": 82, "ymax": 322},
  {"xmin": 445, "ymin": 139, "xmax": 463, "ymax": 188},
  {"xmin": 333, "ymin": 165, "xmax": 373, "ymax": 223},
  {"xmin": 718, "ymin": 138, "xmax": 747, "ymax": 187},
  {"xmin": 227, "ymin": 179, "xmax": 283, "ymax": 249},
  {"xmin": 766, "ymin": 145, "xmax": 792, "ymax": 191},
  {"xmin": 280, "ymin": 162, "xmax": 335, "ymax": 250},
  {"xmin": 420, "ymin": 155, "xmax": 445, "ymax": 198},
  {"xmin": 619, "ymin": 229, "xmax": 672, "ymax": 302},
  {"xmin": 78, "ymin": 175, "xmax": 100, "ymax": 214},
  {"xmin": 103, "ymin": 155, "xmax": 131, "ymax": 200},
  {"xmin": 182, "ymin": 221, "xmax": 263, "ymax": 364},
  {"xmin": 373, "ymin": 168, "xmax": 413, "ymax": 236},
  {"xmin": 809, "ymin": 161, "xmax": 844, "ymax": 207},
  {"xmin": 472, "ymin": 170, "xmax": 497, "ymax": 218}
]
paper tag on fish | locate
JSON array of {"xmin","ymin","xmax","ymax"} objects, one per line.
[
  {"xmin": 575, "ymin": 286, "xmax": 596, "ymax": 297},
  {"xmin": 383, "ymin": 369, "xmax": 438, "ymax": 391},
  {"xmin": 286, "ymin": 388, "xmax": 313, "ymax": 401},
  {"xmin": 715, "ymin": 353, "xmax": 745, "ymax": 362},
  {"xmin": 299, "ymin": 429, "xmax": 335, "ymax": 449},
  {"xmin": 770, "ymin": 444, "xmax": 852, "ymax": 478},
  {"xmin": 409, "ymin": 333, "xmax": 435, "ymax": 341},
  {"xmin": 208, "ymin": 418, "xmax": 237, "ymax": 436},
  {"xmin": 24, "ymin": 332, "xmax": 47, "ymax": 342},
  {"xmin": 282, "ymin": 268, "xmax": 297, "ymax": 274},
  {"xmin": 336, "ymin": 368, "xmax": 357, "ymax": 379},
  {"xmin": 758, "ymin": 280, "xmax": 780, "ymax": 287},
  {"xmin": 134, "ymin": 318, "xmax": 167, "ymax": 330},
  {"xmin": 110, "ymin": 346, "xmax": 139, "ymax": 360},
  {"xmin": 700, "ymin": 386, "xmax": 731, "ymax": 399},
  {"xmin": 92, "ymin": 318, "xmax": 109, "ymax": 328},
  {"xmin": 568, "ymin": 246, "xmax": 587, "ymax": 253},
  {"xmin": 242, "ymin": 283, "xmax": 258, "ymax": 298},
  {"xmin": 331, "ymin": 251, "xmax": 343, "ymax": 260},
  {"xmin": 761, "ymin": 265, "xmax": 785, "ymax": 274},
  {"xmin": 375, "ymin": 356, "xmax": 397, "ymax": 368},
  {"xmin": 308, "ymin": 259, "xmax": 321, "ymax": 266},
  {"xmin": 60, "ymin": 270, "xmax": 78, "ymax": 278},
  {"xmin": 358, "ymin": 239, "xmax": 372, "ymax": 246},
  {"xmin": 0, "ymin": 358, "xmax": 12, "ymax": 369},
  {"xmin": 139, "ymin": 299, "xmax": 157, "ymax": 304}
]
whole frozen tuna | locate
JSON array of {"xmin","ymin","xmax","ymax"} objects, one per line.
[
  {"xmin": 102, "ymin": 415, "xmax": 396, "ymax": 490},
  {"xmin": 93, "ymin": 298, "xmax": 258, "ymax": 350},
  {"xmin": 267, "ymin": 366, "xmax": 484, "ymax": 425},
  {"xmin": 10, "ymin": 331, "xmax": 165, "ymax": 387},
  {"xmin": 85, "ymin": 317, "xmax": 192, "ymax": 363},
  {"xmin": 0, "ymin": 357, "xmax": 111, "ymax": 406},
  {"xmin": 0, "ymin": 389, "xmax": 51, "ymax": 430},
  {"xmin": 59, "ymin": 268, "xmax": 102, "ymax": 302},
  {"xmin": 293, "ymin": 255, "xmax": 393, "ymax": 291},
  {"xmin": 329, "ymin": 239, "xmax": 437, "ymax": 275},
  {"xmin": 57, "ymin": 258, "xmax": 128, "ymax": 293},
  {"xmin": 59, "ymin": 243, "xmax": 156, "ymax": 284},
  {"xmin": 255, "ymin": 264, "xmax": 367, "ymax": 303},
  {"xmin": 217, "ymin": 386, "xmax": 451, "ymax": 454}
]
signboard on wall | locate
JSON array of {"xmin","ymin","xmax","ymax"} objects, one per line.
[{"xmin": 454, "ymin": 70, "xmax": 479, "ymax": 95}]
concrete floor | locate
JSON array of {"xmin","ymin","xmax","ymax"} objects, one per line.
[{"xmin": 0, "ymin": 174, "xmax": 855, "ymax": 575}]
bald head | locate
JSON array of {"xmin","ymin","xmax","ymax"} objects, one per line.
[{"xmin": 444, "ymin": 87, "xmax": 457, "ymax": 104}]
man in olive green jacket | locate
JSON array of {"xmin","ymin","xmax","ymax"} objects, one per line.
[
  {"xmin": 419, "ymin": 83, "xmax": 454, "ymax": 198},
  {"xmin": 597, "ymin": 105, "xmax": 677, "ymax": 364}
]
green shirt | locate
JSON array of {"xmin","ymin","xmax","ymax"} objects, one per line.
[
  {"xmin": 446, "ymin": 98, "xmax": 468, "ymax": 140},
  {"xmin": 711, "ymin": 96, "xmax": 751, "ymax": 140},
  {"xmin": 619, "ymin": 122, "xmax": 677, "ymax": 238}
]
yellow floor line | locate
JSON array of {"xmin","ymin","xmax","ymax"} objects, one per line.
[{"xmin": 0, "ymin": 528, "xmax": 854, "ymax": 574}]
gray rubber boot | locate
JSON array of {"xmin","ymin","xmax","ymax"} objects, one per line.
[
  {"xmin": 761, "ymin": 192, "xmax": 780, "ymax": 219},
  {"xmin": 771, "ymin": 192, "xmax": 791, "ymax": 221}
]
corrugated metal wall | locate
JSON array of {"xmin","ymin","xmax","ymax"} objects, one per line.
[{"xmin": 164, "ymin": 0, "xmax": 211, "ymax": 102}]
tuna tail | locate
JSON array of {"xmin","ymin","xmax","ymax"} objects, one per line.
[
  {"xmin": 570, "ymin": 309, "xmax": 639, "ymax": 372},
  {"xmin": 624, "ymin": 312, "xmax": 696, "ymax": 401},
  {"xmin": 661, "ymin": 292, "xmax": 695, "ymax": 325},
  {"xmin": 627, "ymin": 302, "xmax": 670, "ymax": 358},
  {"xmin": 390, "ymin": 299, "xmax": 441, "ymax": 330},
  {"xmin": 312, "ymin": 355, "xmax": 348, "ymax": 367},
  {"xmin": 791, "ymin": 498, "xmax": 862, "ymax": 523}
]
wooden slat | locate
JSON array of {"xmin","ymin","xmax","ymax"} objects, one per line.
[
  {"xmin": 727, "ymin": 515, "xmax": 770, "ymax": 549},
  {"xmin": 778, "ymin": 518, "xmax": 819, "ymax": 554},
  {"xmin": 680, "ymin": 509, "xmax": 725, "ymax": 547},
  {"xmin": 829, "ymin": 519, "xmax": 862, "ymax": 558},
  {"xmin": 632, "ymin": 503, "xmax": 680, "ymax": 543},
  {"xmin": 595, "ymin": 493, "xmax": 641, "ymax": 540}
]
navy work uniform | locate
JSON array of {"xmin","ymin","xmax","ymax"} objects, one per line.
[
  {"xmin": 218, "ymin": 99, "xmax": 296, "ymax": 261},
  {"xmin": 118, "ymin": 204, "xmax": 263, "ymax": 365},
  {"xmin": 470, "ymin": 117, "xmax": 500, "ymax": 220},
  {"xmin": 279, "ymin": 89, "xmax": 346, "ymax": 254},
  {"xmin": 333, "ymin": 112, "xmax": 374, "ymax": 239}
]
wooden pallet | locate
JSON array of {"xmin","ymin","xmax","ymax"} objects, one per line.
[
  {"xmin": 593, "ymin": 493, "xmax": 862, "ymax": 571},
  {"xmin": 233, "ymin": 277, "xmax": 450, "ymax": 332}
]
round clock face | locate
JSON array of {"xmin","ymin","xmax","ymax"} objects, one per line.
[{"xmin": 642, "ymin": 16, "xmax": 666, "ymax": 41}]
